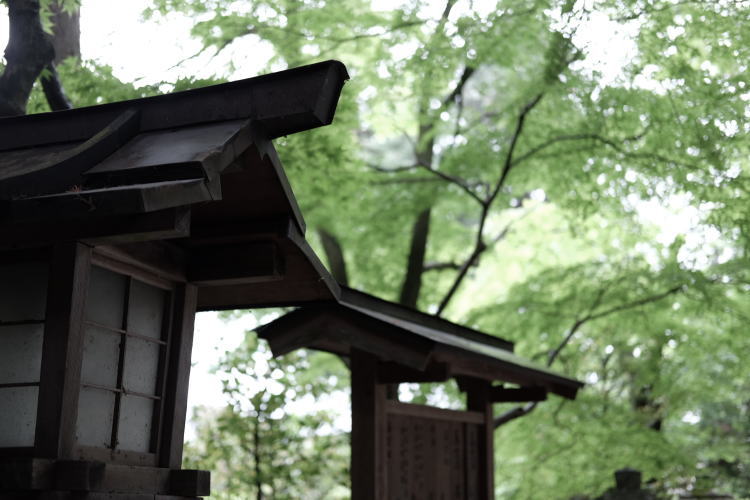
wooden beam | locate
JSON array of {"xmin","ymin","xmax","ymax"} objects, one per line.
[
  {"xmin": 35, "ymin": 242, "xmax": 91, "ymax": 459},
  {"xmin": 376, "ymin": 361, "xmax": 450, "ymax": 384},
  {"xmin": 186, "ymin": 216, "xmax": 292, "ymax": 244},
  {"xmin": 383, "ymin": 400, "xmax": 484, "ymax": 425},
  {"xmin": 187, "ymin": 242, "xmax": 283, "ymax": 286},
  {"xmin": 9, "ymin": 178, "xmax": 214, "ymax": 221},
  {"xmin": 94, "ymin": 241, "xmax": 187, "ymax": 284},
  {"xmin": 54, "ymin": 460, "xmax": 105, "ymax": 491},
  {"xmin": 351, "ymin": 349, "xmax": 387, "ymax": 500},
  {"xmin": 434, "ymin": 348, "xmax": 582, "ymax": 400},
  {"xmin": 461, "ymin": 377, "xmax": 495, "ymax": 500},
  {"xmin": 169, "ymin": 469, "xmax": 211, "ymax": 497},
  {"xmin": 195, "ymin": 228, "xmax": 340, "ymax": 310},
  {"xmin": 491, "ymin": 386, "xmax": 547, "ymax": 403},
  {"xmin": 159, "ymin": 284, "xmax": 198, "ymax": 470},
  {"xmin": 0, "ymin": 207, "xmax": 190, "ymax": 248},
  {"xmin": 0, "ymin": 458, "xmax": 210, "ymax": 496},
  {"xmin": 0, "ymin": 458, "xmax": 52, "ymax": 490}
]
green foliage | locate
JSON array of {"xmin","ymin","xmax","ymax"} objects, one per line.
[
  {"xmin": 26, "ymin": 59, "xmax": 159, "ymax": 114},
  {"xmin": 153, "ymin": 0, "xmax": 750, "ymax": 496},
  {"xmin": 184, "ymin": 330, "xmax": 350, "ymax": 499},
  {"xmin": 38, "ymin": 0, "xmax": 81, "ymax": 32}
]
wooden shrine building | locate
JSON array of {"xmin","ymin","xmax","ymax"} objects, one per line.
[
  {"xmin": 258, "ymin": 287, "xmax": 584, "ymax": 500},
  {"xmin": 0, "ymin": 60, "xmax": 348, "ymax": 499}
]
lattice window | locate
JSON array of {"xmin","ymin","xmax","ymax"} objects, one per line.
[
  {"xmin": 75, "ymin": 265, "xmax": 172, "ymax": 453},
  {"xmin": 0, "ymin": 260, "xmax": 47, "ymax": 448}
]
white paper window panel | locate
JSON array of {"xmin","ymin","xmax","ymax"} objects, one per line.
[
  {"xmin": 127, "ymin": 280, "xmax": 166, "ymax": 339},
  {"xmin": 123, "ymin": 337, "xmax": 160, "ymax": 396},
  {"xmin": 86, "ymin": 266, "xmax": 126, "ymax": 328},
  {"xmin": 117, "ymin": 395, "xmax": 154, "ymax": 453},
  {"xmin": 0, "ymin": 386, "xmax": 38, "ymax": 447},
  {"xmin": 76, "ymin": 387, "xmax": 115, "ymax": 448},
  {"xmin": 0, "ymin": 261, "xmax": 48, "ymax": 321},
  {"xmin": 0, "ymin": 323, "xmax": 43, "ymax": 384},
  {"xmin": 80, "ymin": 325, "xmax": 121, "ymax": 388}
]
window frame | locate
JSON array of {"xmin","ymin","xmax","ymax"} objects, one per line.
[
  {"xmin": 0, "ymin": 248, "xmax": 51, "ymax": 455},
  {"xmin": 72, "ymin": 254, "xmax": 176, "ymax": 466}
]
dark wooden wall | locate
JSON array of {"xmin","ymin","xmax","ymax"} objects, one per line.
[{"xmin": 385, "ymin": 409, "xmax": 483, "ymax": 499}]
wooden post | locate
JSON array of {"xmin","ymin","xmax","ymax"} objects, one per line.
[
  {"xmin": 464, "ymin": 377, "xmax": 494, "ymax": 500},
  {"xmin": 35, "ymin": 241, "xmax": 91, "ymax": 458},
  {"xmin": 159, "ymin": 284, "xmax": 198, "ymax": 469},
  {"xmin": 350, "ymin": 349, "xmax": 387, "ymax": 500}
]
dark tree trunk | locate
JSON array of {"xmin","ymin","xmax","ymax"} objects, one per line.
[
  {"xmin": 318, "ymin": 228, "xmax": 349, "ymax": 286},
  {"xmin": 398, "ymin": 208, "xmax": 431, "ymax": 309},
  {"xmin": 397, "ymin": 112, "xmax": 435, "ymax": 311},
  {"xmin": 0, "ymin": 0, "xmax": 55, "ymax": 117},
  {"xmin": 41, "ymin": 0, "xmax": 77, "ymax": 111},
  {"xmin": 389, "ymin": 114, "xmax": 435, "ymax": 400},
  {"xmin": 49, "ymin": 0, "xmax": 80, "ymax": 64}
]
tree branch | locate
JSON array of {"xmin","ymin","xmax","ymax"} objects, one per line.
[
  {"xmin": 440, "ymin": 0, "xmax": 458, "ymax": 20},
  {"xmin": 442, "ymin": 66, "xmax": 475, "ymax": 108},
  {"xmin": 546, "ymin": 286, "xmax": 607, "ymax": 367},
  {"xmin": 436, "ymin": 94, "xmax": 544, "ymax": 315},
  {"xmin": 493, "ymin": 283, "xmax": 685, "ymax": 428},
  {"xmin": 40, "ymin": 64, "xmax": 72, "ymax": 111},
  {"xmin": 512, "ymin": 131, "xmax": 696, "ymax": 171},
  {"xmin": 367, "ymin": 163, "xmax": 420, "ymax": 174},
  {"xmin": 614, "ymin": 0, "xmax": 710, "ymax": 21},
  {"xmin": 487, "ymin": 93, "xmax": 544, "ymax": 205},
  {"xmin": 368, "ymin": 163, "xmax": 484, "ymax": 204},
  {"xmin": 585, "ymin": 283, "xmax": 684, "ymax": 323},
  {"xmin": 203, "ymin": 20, "xmax": 425, "ymax": 58},
  {"xmin": 371, "ymin": 177, "xmax": 445, "ymax": 186},
  {"xmin": 423, "ymin": 261, "xmax": 462, "ymax": 272}
]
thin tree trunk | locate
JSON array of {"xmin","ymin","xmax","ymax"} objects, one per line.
[{"xmin": 254, "ymin": 416, "xmax": 263, "ymax": 500}]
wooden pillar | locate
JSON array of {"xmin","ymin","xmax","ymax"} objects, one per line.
[
  {"xmin": 464, "ymin": 378, "xmax": 494, "ymax": 500},
  {"xmin": 35, "ymin": 242, "xmax": 91, "ymax": 458},
  {"xmin": 159, "ymin": 284, "xmax": 198, "ymax": 469},
  {"xmin": 350, "ymin": 349, "xmax": 387, "ymax": 500}
]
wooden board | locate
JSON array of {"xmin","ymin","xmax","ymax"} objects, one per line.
[
  {"xmin": 0, "ymin": 207, "xmax": 191, "ymax": 248},
  {"xmin": 385, "ymin": 411, "xmax": 482, "ymax": 500}
]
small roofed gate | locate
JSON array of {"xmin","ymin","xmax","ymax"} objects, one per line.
[
  {"xmin": 355, "ymin": 350, "xmax": 493, "ymax": 499},
  {"xmin": 258, "ymin": 287, "xmax": 584, "ymax": 500}
]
